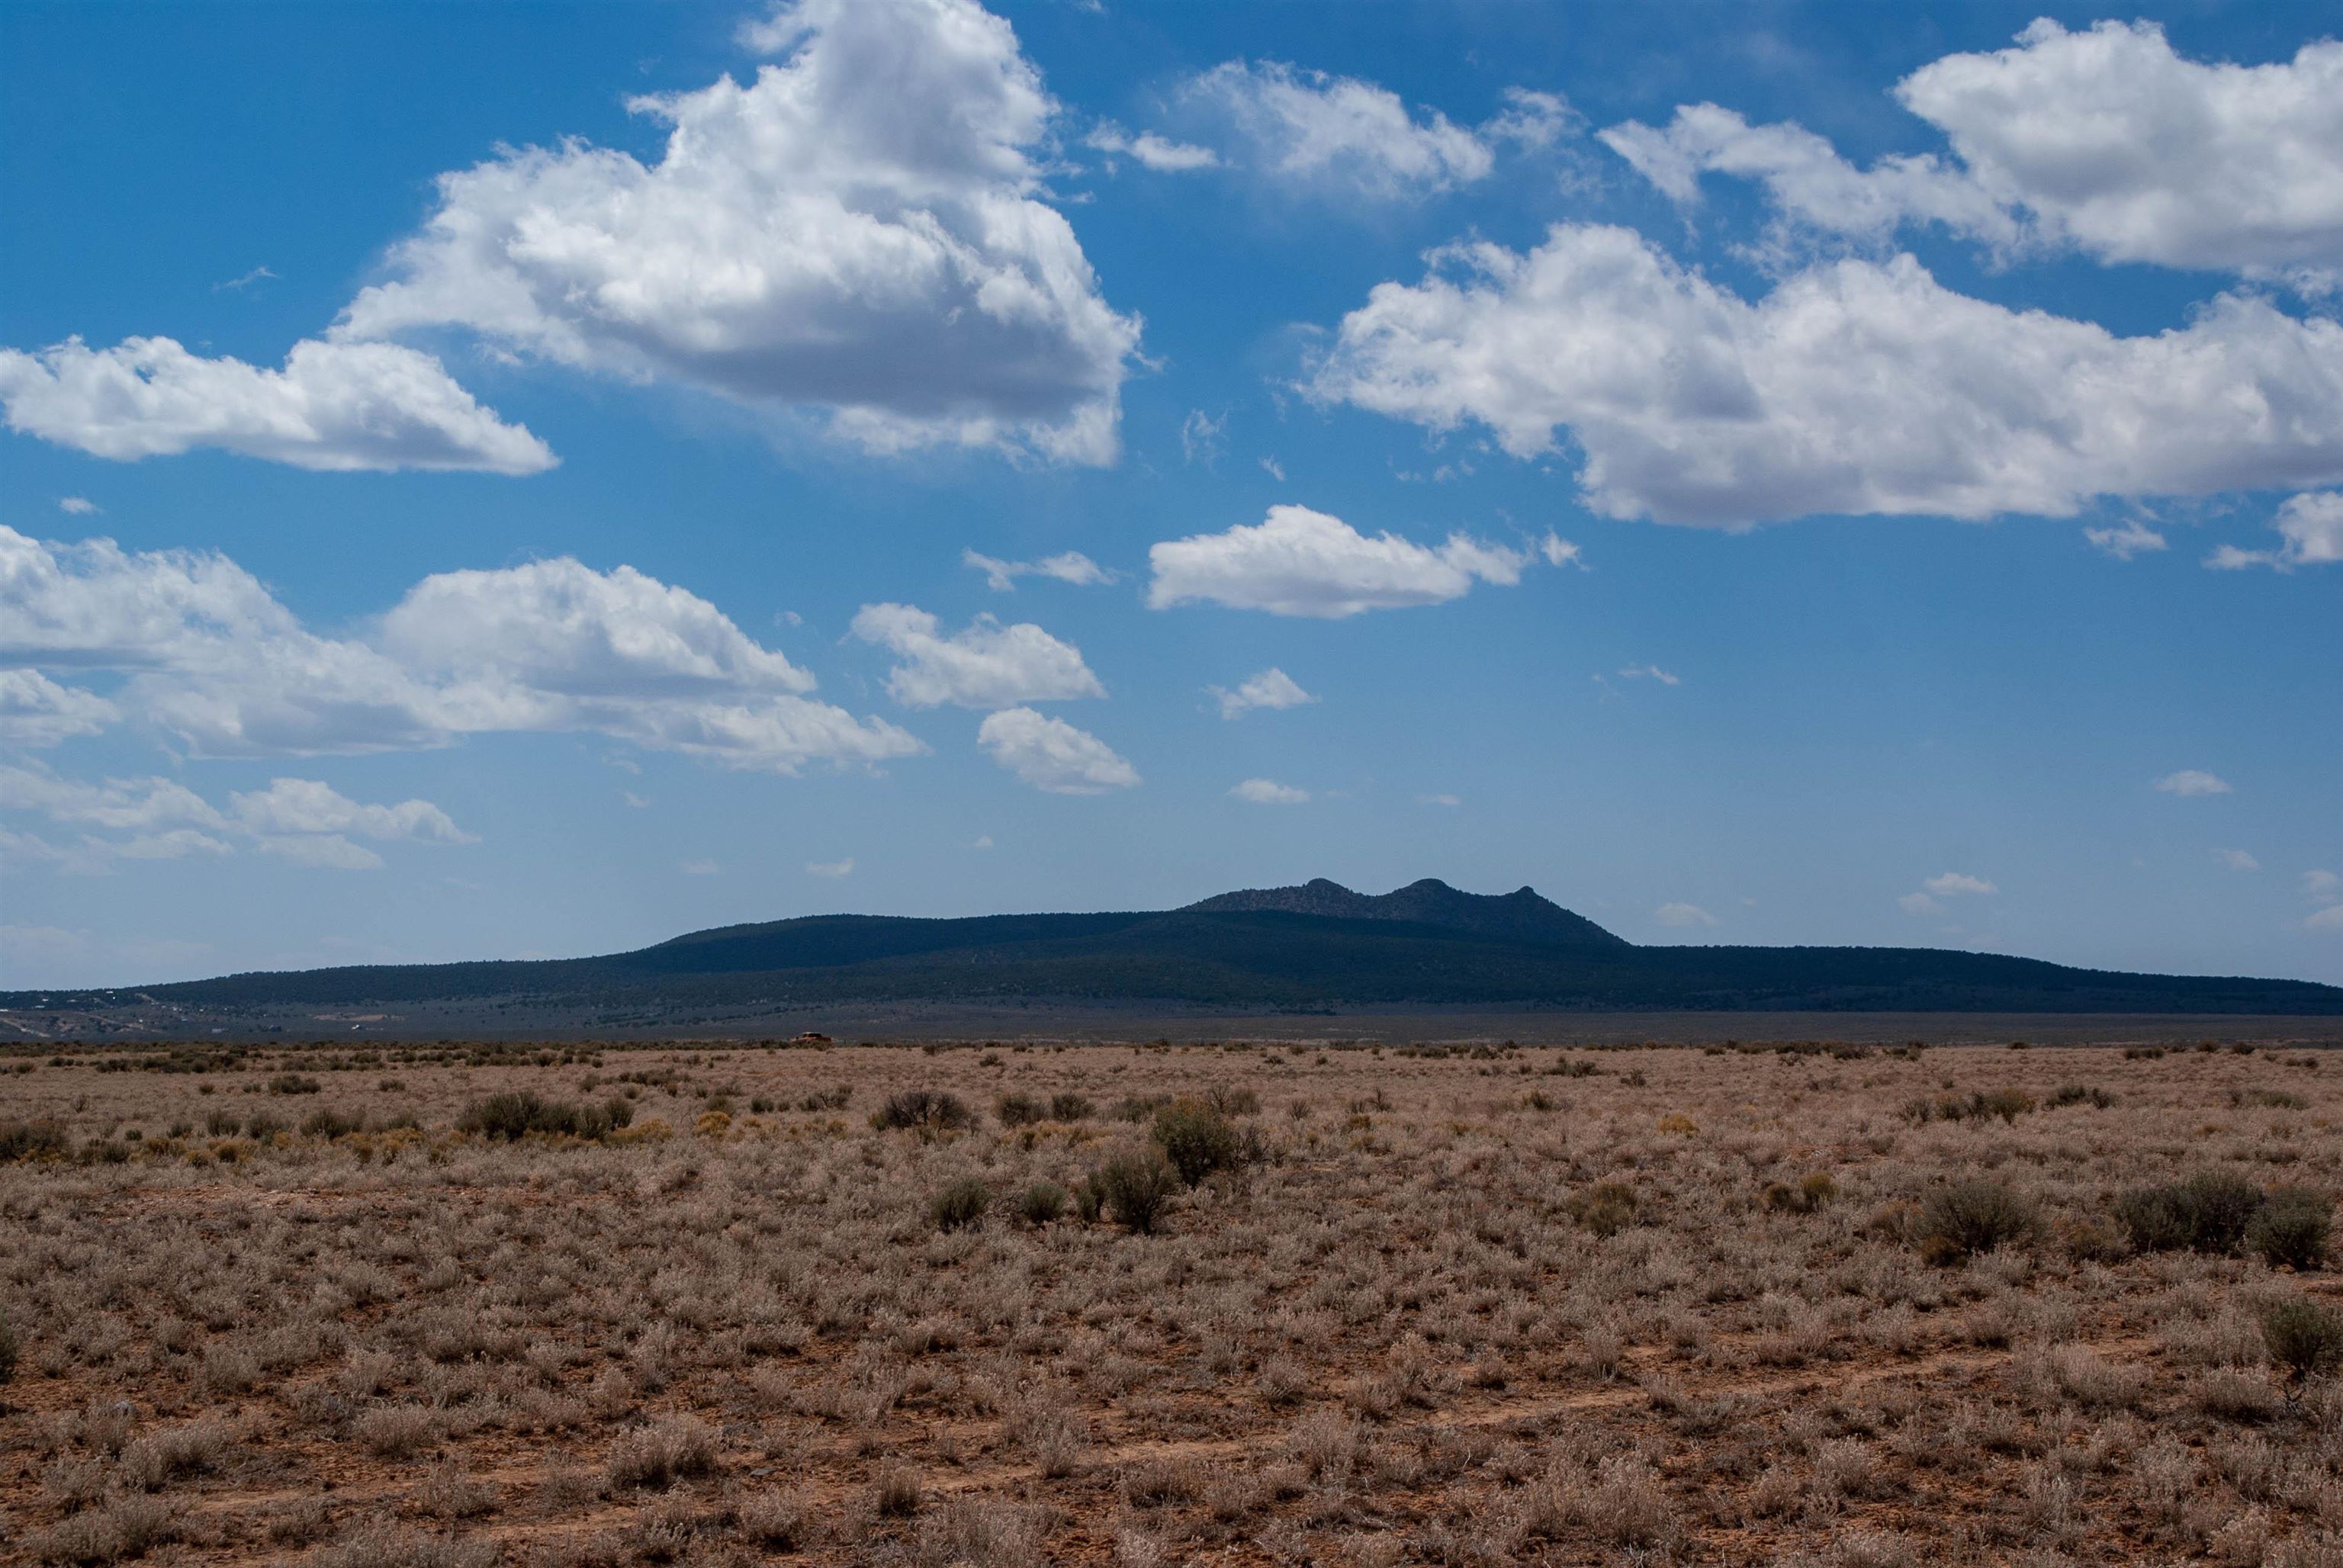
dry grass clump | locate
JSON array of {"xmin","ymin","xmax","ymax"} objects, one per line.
[{"xmin": 4, "ymin": 1031, "xmax": 2341, "ymax": 1563}]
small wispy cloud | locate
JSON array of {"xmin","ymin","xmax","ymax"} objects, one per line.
[
  {"xmin": 1229, "ymin": 778, "xmax": 1309, "ymax": 805},
  {"xmin": 2213, "ymin": 848, "xmax": 2259, "ymax": 872},
  {"xmin": 806, "ymin": 857, "xmax": 854, "ymax": 878},
  {"xmin": 1618, "ymin": 664, "xmax": 1680, "ymax": 686},
  {"xmin": 1210, "ymin": 667, "xmax": 1316, "ymax": 719},
  {"xmin": 963, "ymin": 548, "xmax": 1117, "ymax": 593},
  {"xmin": 680, "ymin": 858, "xmax": 719, "ymax": 876},
  {"xmin": 2155, "ymin": 770, "xmax": 2231, "ymax": 797},
  {"xmin": 213, "ymin": 265, "xmax": 278, "ymax": 292},
  {"xmin": 2084, "ymin": 518, "xmax": 2168, "ymax": 560},
  {"xmin": 57, "ymin": 496, "xmax": 99, "ymax": 516},
  {"xmin": 1655, "ymin": 902, "xmax": 1717, "ymax": 927}
]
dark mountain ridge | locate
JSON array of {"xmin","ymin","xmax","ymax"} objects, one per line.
[{"xmin": 5, "ymin": 879, "xmax": 2338, "ymax": 1021}]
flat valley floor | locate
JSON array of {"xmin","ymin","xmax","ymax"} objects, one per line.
[{"xmin": 4, "ymin": 1035, "xmax": 2341, "ymax": 1565}]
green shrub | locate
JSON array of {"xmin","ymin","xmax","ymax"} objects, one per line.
[
  {"xmin": 1973, "ymin": 1088, "xmax": 2036, "ymax": 1123},
  {"xmin": 1763, "ymin": 1171, "xmax": 1839, "ymax": 1215},
  {"xmin": 2048, "ymin": 1084, "xmax": 2115, "ymax": 1109},
  {"xmin": 995, "ymin": 1093, "xmax": 1046, "ymax": 1126},
  {"xmin": 0, "ymin": 1308, "xmax": 16, "ymax": 1384},
  {"xmin": 0, "ymin": 1120, "xmax": 67, "ymax": 1162},
  {"xmin": 2118, "ymin": 1171, "xmax": 2266, "ymax": 1255},
  {"xmin": 267, "ymin": 1073, "xmax": 321, "ymax": 1095},
  {"xmin": 930, "ymin": 1178, "xmax": 989, "ymax": 1232},
  {"xmin": 1073, "ymin": 1174, "xmax": 1105, "ymax": 1223},
  {"xmin": 243, "ymin": 1110, "xmax": 285, "ymax": 1141},
  {"xmin": 1018, "ymin": 1181, "xmax": 1069, "ymax": 1225},
  {"xmin": 300, "ymin": 1107, "xmax": 365, "ymax": 1139},
  {"xmin": 796, "ymin": 1085, "xmax": 851, "ymax": 1112},
  {"xmin": 1204, "ymin": 1084, "xmax": 1261, "ymax": 1117},
  {"xmin": 1049, "ymin": 1092, "xmax": 1094, "ymax": 1122},
  {"xmin": 1095, "ymin": 1152, "xmax": 1179, "ymax": 1234},
  {"xmin": 1569, "ymin": 1180, "xmax": 1639, "ymax": 1238},
  {"xmin": 2247, "ymin": 1188, "xmax": 2332, "ymax": 1271},
  {"xmin": 871, "ymin": 1089, "xmax": 974, "ymax": 1133},
  {"xmin": 1152, "ymin": 1098, "xmax": 1242, "ymax": 1186},
  {"xmin": 1916, "ymin": 1180, "xmax": 2036, "ymax": 1264},
  {"xmin": 458, "ymin": 1091, "xmax": 632, "ymax": 1141},
  {"xmin": 2261, "ymin": 1297, "xmax": 2343, "ymax": 1386},
  {"xmin": 2114, "ymin": 1184, "xmax": 2194, "ymax": 1253}
]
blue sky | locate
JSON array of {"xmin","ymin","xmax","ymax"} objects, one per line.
[{"xmin": 2, "ymin": 0, "xmax": 2338, "ymax": 989}]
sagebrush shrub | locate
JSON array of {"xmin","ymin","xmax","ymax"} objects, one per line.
[
  {"xmin": 1018, "ymin": 1181, "xmax": 1068, "ymax": 1225},
  {"xmin": 607, "ymin": 1416, "xmax": 718, "ymax": 1488},
  {"xmin": 1916, "ymin": 1180, "xmax": 2036, "ymax": 1264},
  {"xmin": 2117, "ymin": 1171, "xmax": 2265, "ymax": 1255},
  {"xmin": 1764, "ymin": 1171, "xmax": 1838, "ymax": 1214},
  {"xmin": 930, "ymin": 1177, "xmax": 989, "ymax": 1232},
  {"xmin": 1095, "ymin": 1152, "xmax": 1178, "ymax": 1233},
  {"xmin": 2261, "ymin": 1297, "xmax": 2343, "ymax": 1386},
  {"xmin": 873, "ymin": 1089, "xmax": 974, "ymax": 1133},
  {"xmin": 1570, "ymin": 1180, "xmax": 1638, "ymax": 1238},
  {"xmin": 457, "ymin": 1091, "xmax": 632, "ymax": 1142},
  {"xmin": 2248, "ymin": 1188, "xmax": 2333, "ymax": 1271},
  {"xmin": 1152, "ymin": 1098, "xmax": 1241, "ymax": 1185},
  {"xmin": 995, "ymin": 1093, "xmax": 1045, "ymax": 1126},
  {"xmin": 0, "ymin": 1120, "xmax": 67, "ymax": 1162},
  {"xmin": 1049, "ymin": 1092, "xmax": 1094, "ymax": 1121}
]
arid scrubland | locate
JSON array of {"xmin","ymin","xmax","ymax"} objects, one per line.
[{"xmin": 2, "ymin": 1036, "xmax": 2341, "ymax": 1566}]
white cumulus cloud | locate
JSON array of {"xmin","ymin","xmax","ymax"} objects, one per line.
[
  {"xmin": 1, "ymin": 760, "xmax": 465, "ymax": 875},
  {"xmin": 1655, "ymin": 902, "xmax": 1718, "ymax": 927},
  {"xmin": 0, "ymin": 525, "xmax": 919, "ymax": 773},
  {"xmin": 0, "ymin": 669, "xmax": 119, "ymax": 747},
  {"xmin": 2206, "ymin": 491, "xmax": 2343, "ymax": 571},
  {"xmin": 1210, "ymin": 667, "xmax": 1316, "ymax": 719},
  {"xmin": 1924, "ymin": 872, "xmax": 1997, "ymax": 896},
  {"xmin": 1183, "ymin": 60, "xmax": 1494, "ymax": 199},
  {"xmin": 0, "ymin": 336, "xmax": 553, "ymax": 475},
  {"xmin": 1306, "ymin": 224, "xmax": 2343, "ymax": 528},
  {"xmin": 850, "ymin": 603, "xmax": 1104, "ymax": 709},
  {"xmin": 976, "ymin": 706, "xmax": 1139, "ymax": 794},
  {"xmin": 339, "ymin": 0, "xmax": 1139, "ymax": 465},
  {"xmin": 1602, "ymin": 21, "xmax": 2343, "ymax": 286},
  {"xmin": 1149, "ymin": 503, "xmax": 1542, "ymax": 618},
  {"xmin": 1229, "ymin": 778, "xmax": 1308, "ymax": 805}
]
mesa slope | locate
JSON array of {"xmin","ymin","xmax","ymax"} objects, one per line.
[{"xmin": 4, "ymin": 879, "xmax": 2336, "ymax": 1039}]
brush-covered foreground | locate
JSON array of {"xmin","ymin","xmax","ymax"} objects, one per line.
[{"xmin": 3, "ymin": 1037, "xmax": 2341, "ymax": 1566}]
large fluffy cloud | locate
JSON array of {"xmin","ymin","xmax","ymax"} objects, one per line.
[
  {"xmin": 338, "ymin": 0, "xmax": 1138, "ymax": 464},
  {"xmin": 1602, "ymin": 21, "xmax": 2343, "ymax": 284},
  {"xmin": 850, "ymin": 603, "xmax": 1104, "ymax": 708},
  {"xmin": 0, "ymin": 336, "xmax": 553, "ymax": 474},
  {"xmin": 975, "ymin": 706, "xmax": 1139, "ymax": 794},
  {"xmin": 1306, "ymin": 224, "xmax": 2343, "ymax": 526},
  {"xmin": 0, "ymin": 525, "xmax": 918, "ymax": 773},
  {"xmin": 1149, "ymin": 504, "xmax": 1551, "ymax": 616}
]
